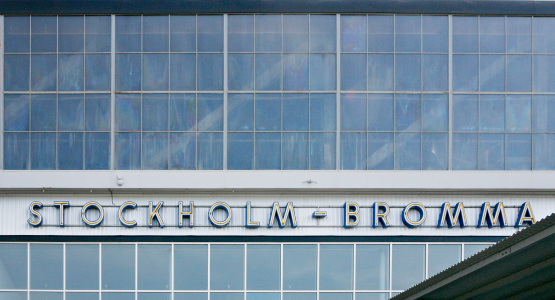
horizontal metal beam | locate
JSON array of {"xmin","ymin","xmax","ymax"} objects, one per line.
[{"xmin": 2, "ymin": 0, "xmax": 555, "ymax": 15}]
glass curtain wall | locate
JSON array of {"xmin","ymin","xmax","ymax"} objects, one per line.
[
  {"xmin": 4, "ymin": 15, "xmax": 555, "ymax": 170},
  {"xmin": 0, "ymin": 242, "xmax": 492, "ymax": 300}
]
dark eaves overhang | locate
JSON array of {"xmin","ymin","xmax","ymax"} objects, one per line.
[
  {"xmin": 391, "ymin": 213, "xmax": 555, "ymax": 300},
  {"xmin": 3, "ymin": 0, "xmax": 555, "ymax": 15}
]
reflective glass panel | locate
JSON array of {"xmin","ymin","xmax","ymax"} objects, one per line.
[
  {"xmin": 247, "ymin": 245, "xmax": 280, "ymax": 290},
  {"xmin": 464, "ymin": 244, "xmax": 492, "ymax": 259},
  {"xmin": 428, "ymin": 245, "xmax": 461, "ymax": 277},
  {"xmin": 341, "ymin": 15, "xmax": 366, "ymax": 52},
  {"xmin": 210, "ymin": 245, "xmax": 244, "ymax": 290},
  {"xmin": 30, "ymin": 244, "xmax": 63, "ymax": 290},
  {"xmin": 283, "ymin": 293, "xmax": 316, "ymax": 300},
  {"xmin": 228, "ymin": 133, "xmax": 254, "ymax": 170},
  {"xmin": 392, "ymin": 244, "xmax": 425, "ymax": 290},
  {"xmin": 319, "ymin": 245, "xmax": 353, "ymax": 290},
  {"xmin": 283, "ymin": 245, "xmax": 317, "ymax": 290},
  {"xmin": 5, "ymin": 17, "xmax": 30, "ymax": 53},
  {"xmin": 174, "ymin": 245, "xmax": 208, "ymax": 290},
  {"xmin": 0, "ymin": 292, "xmax": 27, "ymax": 300},
  {"xmin": 138, "ymin": 245, "xmax": 171, "ymax": 290},
  {"xmin": 102, "ymin": 244, "xmax": 135, "ymax": 290},
  {"xmin": 356, "ymin": 245, "xmax": 389, "ymax": 290},
  {"xmin": 228, "ymin": 15, "xmax": 254, "ymax": 52},
  {"xmin": 0, "ymin": 244, "xmax": 27, "ymax": 289}
]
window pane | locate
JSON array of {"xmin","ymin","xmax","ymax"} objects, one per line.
[
  {"xmin": 228, "ymin": 94, "xmax": 254, "ymax": 131},
  {"xmin": 395, "ymin": 54, "xmax": 421, "ymax": 91},
  {"xmin": 533, "ymin": 55, "xmax": 555, "ymax": 92},
  {"xmin": 58, "ymin": 132, "xmax": 84, "ymax": 170},
  {"xmin": 138, "ymin": 293, "xmax": 170, "ymax": 300},
  {"xmin": 229, "ymin": 54, "xmax": 255, "ymax": 91},
  {"xmin": 197, "ymin": 16, "xmax": 223, "ymax": 52},
  {"xmin": 341, "ymin": 15, "xmax": 366, "ymax": 52},
  {"xmin": 102, "ymin": 293, "xmax": 135, "ymax": 300},
  {"xmin": 5, "ymin": 16, "xmax": 30, "ymax": 53},
  {"xmin": 422, "ymin": 16, "xmax": 448, "ymax": 53},
  {"xmin": 170, "ymin": 54, "xmax": 196, "ymax": 91},
  {"xmin": 283, "ymin": 293, "xmax": 316, "ymax": 300},
  {"xmin": 85, "ymin": 16, "xmax": 111, "ymax": 52},
  {"xmin": 229, "ymin": 15, "xmax": 254, "ymax": 52},
  {"xmin": 170, "ymin": 132, "xmax": 195, "ymax": 170},
  {"xmin": 319, "ymin": 245, "xmax": 353, "ymax": 290},
  {"xmin": 395, "ymin": 16, "xmax": 421, "ymax": 52},
  {"xmin": 143, "ymin": 94, "xmax": 169, "ymax": 131},
  {"xmin": 66, "ymin": 245, "xmax": 99, "ymax": 290},
  {"xmin": 310, "ymin": 94, "xmax": 336, "ymax": 131},
  {"xmin": 0, "ymin": 244, "xmax": 27, "ymax": 289},
  {"xmin": 174, "ymin": 245, "xmax": 208, "ymax": 290},
  {"xmin": 367, "ymin": 94, "xmax": 393, "ymax": 131},
  {"xmin": 310, "ymin": 133, "xmax": 336, "ymax": 170},
  {"xmin": 283, "ymin": 54, "xmax": 309, "ymax": 91},
  {"xmin": 116, "ymin": 54, "xmax": 141, "ymax": 91},
  {"xmin": 256, "ymin": 15, "xmax": 282, "ymax": 52},
  {"xmin": 310, "ymin": 15, "xmax": 336, "ymax": 52},
  {"xmin": 480, "ymin": 95, "xmax": 505, "ymax": 132},
  {"xmin": 533, "ymin": 95, "xmax": 555, "ymax": 132},
  {"xmin": 170, "ymin": 16, "xmax": 196, "ymax": 52},
  {"xmin": 4, "ymin": 133, "xmax": 30, "ymax": 170},
  {"xmin": 142, "ymin": 132, "xmax": 169, "ymax": 170},
  {"xmin": 66, "ymin": 293, "xmax": 98, "ymax": 300},
  {"xmin": 5, "ymin": 94, "xmax": 30, "ymax": 131},
  {"xmin": 31, "ymin": 16, "xmax": 56, "ymax": 53},
  {"xmin": 30, "ymin": 244, "xmax": 62, "ymax": 290},
  {"xmin": 284, "ymin": 15, "xmax": 309, "ymax": 52},
  {"xmin": 31, "ymin": 94, "xmax": 56, "ymax": 131},
  {"xmin": 197, "ymin": 132, "xmax": 223, "ymax": 170},
  {"xmin": 480, "ymin": 17, "xmax": 505, "ymax": 53},
  {"xmin": 506, "ymin": 133, "xmax": 532, "ymax": 170},
  {"xmin": 341, "ymin": 132, "xmax": 366, "ymax": 170},
  {"xmin": 210, "ymin": 294, "xmax": 243, "ymax": 300},
  {"xmin": 102, "ymin": 244, "xmax": 135, "ymax": 290},
  {"xmin": 116, "ymin": 16, "xmax": 141, "ymax": 52},
  {"xmin": 255, "ymin": 133, "xmax": 281, "ymax": 170},
  {"xmin": 247, "ymin": 294, "xmax": 279, "ymax": 300},
  {"xmin": 59, "ymin": 94, "xmax": 84, "ymax": 131},
  {"xmin": 356, "ymin": 245, "xmax": 389, "ymax": 290},
  {"xmin": 422, "ymin": 94, "xmax": 448, "ymax": 132},
  {"xmin": 228, "ymin": 133, "xmax": 254, "ymax": 170},
  {"xmin": 423, "ymin": 54, "xmax": 448, "ymax": 91},
  {"xmin": 143, "ymin": 54, "xmax": 169, "ymax": 91},
  {"xmin": 507, "ymin": 17, "xmax": 532, "ymax": 53},
  {"xmin": 453, "ymin": 17, "xmax": 478, "ymax": 53},
  {"xmin": 395, "ymin": 133, "xmax": 421, "ymax": 170},
  {"xmin": 283, "ymin": 245, "xmax": 317, "ymax": 290},
  {"xmin": 368, "ymin": 54, "xmax": 393, "ymax": 91},
  {"xmin": 453, "ymin": 55, "xmax": 478, "ymax": 92},
  {"xmin": 395, "ymin": 94, "xmax": 421, "ymax": 132},
  {"xmin": 255, "ymin": 54, "xmax": 281, "ymax": 91},
  {"xmin": 197, "ymin": 94, "xmax": 223, "ymax": 131},
  {"xmin": 341, "ymin": 54, "xmax": 366, "ymax": 91},
  {"xmin": 368, "ymin": 133, "xmax": 394, "ymax": 170},
  {"xmin": 319, "ymin": 293, "xmax": 352, "ymax": 300},
  {"xmin": 507, "ymin": 55, "xmax": 532, "ymax": 92},
  {"xmin": 116, "ymin": 94, "xmax": 141, "ymax": 131},
  {"xmin": 30, "ymin": 292, "xmax": 62, "ymax": 300},
  {"xmin": 283, "ymin": 94, "xmax": 308, "ymax": 131},
  {"xmin": 341, "ymin": 94, "xmax": 366, "ymax": 131},
  {"xmin": 255, "ymin": 94, "xmax": 281, "ymax": 131},
  {"xmin": 453, "ymin": 95, "xmax": 478, "ymax": 132},
  {"xmin": 480, "ymin": 55, "xmax": 505, "ymax": 92},
  {"xmin": 5, "ymin": 55, "xmax": 30, "ymax": 91},
  {"xmin": 115, "ymin": 133, "xmax": 141, "ymax": 170},
  {"xmin": 392, "ymin": 244, "xmax": 425, "ymax": 290},
  {"xmin": 85, "ymin": 132, "xmax": 110, "ymax": 170},
  {"xmin": 85, "ymin": 94, "xmax": 110, "ymax": 131},
  {"xmin": 0, "ymin": 292, "xmax": 27, "ymax": 300},
  {"xmin": 59, "ymin": 54, "xmax": 84, "ymax": 91},
  {"xmin": 453, "ymin": 133, "xmax": 478, "ymax": 170},
  {"xmin": 211, "ymin": 245, "xmax": 244, "ymax": 290},
  {"xmin": 428, "ymin": 245, "xmax": 461, "ymax": 277},
  {"xmin": 58, "ymin": 16, "xmax": 84, "ymax": 53},
  {"xmin": 464, "ymin": 244, "xmax": 491, "ymax": 259},
  {"xmin": 247, "ymin": 245, "xmax": 280, "ymax": 290},
  {"xmin": 534, "ymin": 18, "xmax": 555, "ymax": 53},
  {"xmin": 198, "ymin": 54, "xmax": 223, "ymax": 91},
  {"xmin": 283, "ymin": 132, "xmax": 308, "ymax": 170},
  {"xmin": 356, "ymin": 293, "xmax": 389, "ymax": 300},
  {"xmin": 170, "ymin": 94, "xmax": 195, "ymax": 131},
  {"xmin": 85, "ymin": 54, "xmax": 111, "ymax": 91},
  {"xmin": 479, "ymin": 134, "xmax": 505, "ymax": 170},
  {"xmin": 143, "ymin": 16, "xmax": 169, "ymax": 52},
  {"xmin": 31, "ymin": 55, "xmax": 57, "ymax": 91},
  {"xmin": 138, "ymin": 245, "xmax": 171, "ymax": 290},
  {"xmin": 368, "ymin": 15, "xmax": 394, "ymax": 53},
  {"xmin": 310, "ymin": 54, "xmax": 336, "ymax": 91},
  {"xmin": 31, "ymin": 133, "xmax": 56, "ymax": 170},
  {"xmin": 506, "ymin": 95, "xmax": 531, "ymax": 132},
  {"xmin": 174, "ymin": 293, "xmax": 207, "ymax": 300},
  {"xmin": 422, "ymin": 133, "xmax": 448, "ymax": 170}
]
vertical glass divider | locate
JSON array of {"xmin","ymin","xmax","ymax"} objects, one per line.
[
  {"xmin": 448, "ymin": 15, "xmax": 453, "ymax": 170},
  {"xmin": 223, "ymin": 14, "xmax": 229, "ymax": 171},
  {"xmin": 0, "ymin": 15, "xmax": 4, "ymax": 170},
  {"xmin": 110, "ymin": 15, "xmax": 116, "ymax": 171},
  {"xmin": 336, "ymin": 14, "xmax": 341, "ymax": 171}
]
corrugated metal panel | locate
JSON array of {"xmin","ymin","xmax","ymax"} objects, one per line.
[{"xmin": 1, "ymin": 195, "xmax": 553, "ymax": 236}]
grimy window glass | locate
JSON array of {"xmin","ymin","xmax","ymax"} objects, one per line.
[{"xmin": 4, "ymin": 14, "xmax": 555, "ymax": 170}]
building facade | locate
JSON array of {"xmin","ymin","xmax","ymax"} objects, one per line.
[{"xmin": 1, "ymin": 0, "xmax": 555, "ymax": 299}]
